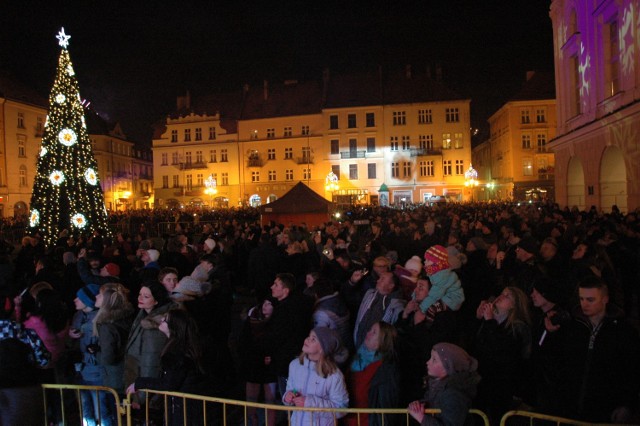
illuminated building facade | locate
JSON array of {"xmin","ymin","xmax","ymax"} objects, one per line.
[
  {"xmin": 482, "ymin": 71, "xmax": 557, "ymax": 201},
  {"xmin": 152, "ymin": 68, "xmax": 473, "ymax": 207},
  {"xmin": 550, "ymin": 0, "xmax": 640, "ymax": 212}
]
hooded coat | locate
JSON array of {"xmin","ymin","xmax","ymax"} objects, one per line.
[{"xmin": 421, "ymin": 371, "xmax": 481, "ymax": 426}]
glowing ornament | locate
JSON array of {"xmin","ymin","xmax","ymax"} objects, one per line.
[
  {"xmin": 29, "ymin": 210, "xmax": 40, "ymax": 227},
  {"xmin": 49, "ymin": 170, "xmax": 65, "ymax": 186},
  {"xmin": 56, "ymin": 28, "xmax": 71, "ymax": 48},
  {"xmin": 40, "ymin": 147, "xmax": 48, "ymax": 157},
  {"xmin": 84, "ymin": 168, "xmax": 98, "ymax": 185},
  {"xmin": 58, "ymin": 128, "xmax": 77, "ymax": 146},
  {"xmin": 81, "ymin": 116, "xmax": 86, "ymax": 129},
  {"xmin": 44, "ymin": 116, "xmax": 49, "ymax": 128},
  {"xmin": 71, "ymin": 213, "xmax": 87, "ymax": 229},
  {"xmin": 55, "ymin": 94, "xmax": 66, "ymax": 104},
  {"xmin": 66, "ymin": 64, "xmax": 75, "ymax": 76}
]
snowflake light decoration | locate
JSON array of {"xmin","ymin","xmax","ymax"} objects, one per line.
[
  {"xmin": 84, "ymin": 168, "xmax": 98, "ymax": 185},
  {"xmin": 71, "ymin": 213, "xmax": 87, "ymax": 229},
  {"xmin": 56, "ymin": 27, "xmax": 71, "ymax": 48},
  {"xmin": 55, "ymin": 94, "xmax": 66, "ymax": 104},
  {"xmin": 66, "ymin": 64, "xmax": 75, "ymax": 76},
  {"xmin": 40, "ymin": 147, "xmax": 48, "ymax": 157},
  {"xmin": 49, "ymin": 170, "xmax": 65, "ymax": 186},
  {"xmin": 29, "ymin": 210, "xmax": 40, "ymax": 227},
  {"xmin": 58, "ymin": 128, "xmax": 77, "ymax": 146}
]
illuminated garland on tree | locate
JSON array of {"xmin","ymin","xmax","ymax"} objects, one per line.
[{"xmin": 27, "ymin": 27, "xmax": 111, "ymax": 248}]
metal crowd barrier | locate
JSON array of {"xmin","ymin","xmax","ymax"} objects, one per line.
[
  {"xmin": 41, "ymin": 383, "xmax": 124, "ymax": 426},
  {"xmin": 500, "ymin": 409, "xmax": 634, "ymax": 426}
]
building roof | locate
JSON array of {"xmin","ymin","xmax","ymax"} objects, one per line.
[
  {"xmin": 241, "ymin": 80, "xmax": 323, "ymax": 119},
  {"xmin": 259, "ymin": 182, "xmax": 331, "ymax": 214},
  {"xmin": 0, "ymin": 71, "xmax": 48, "ymax": 107},
  {"xmin": 510, "ymin": 71, "xmax": 556, "ymax": 101}
]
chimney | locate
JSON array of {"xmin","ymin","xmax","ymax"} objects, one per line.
[
  {"xmin": 405, "ymin": 64, "xmax": 412, "ymax": 79},
  {"xmin": 526, "ymin": 70, "xmax": 535, "ymax": 81},
  {"xmin": 263, "ymin": 80, "xmax": 268, "ymax": 101}
]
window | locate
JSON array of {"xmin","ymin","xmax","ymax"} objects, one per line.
[
  {"xmin": 197, "ymin": 174, "xmax": 203, "ymax": 186},
  {"xmin": 36, "ymin": 116, "xmax": 44, "ymax": 133},
  {"xmin": 330, "ymin": 139, "xmax": 339, "ymax": 155},
  {"xmin": 17, "ymin": 112, "xmax": 25, "ymax": 128},
  {"xmin": 195, "ymin": 128, "xmax": 202, "ymax": 141},
  {"xmin": 348, "ymin": 114, "xmax": 357, "ymax": 128},
  {"xmin": 420, "ymin": 160, "xmax": 435, "ymax": 177},
  {"xmin": 537, "ymin": 134, "xmax": 547, "ymax": 152},
  {"xmin": 268, "ymin": 148, "xmax": 276, "ymax": 160},
  {"xmin": 184, "ymin": 129, "xmax": 191, "ymax": 142},
  {"xmin": 171, "ymin": 130, "xmax": 178, "ymax": 143},
  {"xmin": 221, "ymin": 149, "xmax": 228, "ymax": 162},
  {"xmin": 268, "ymin": 170, "xmax": 276, "ymax": 181},
  {"xmin": 523, "ymin": 158, "xmax": 533, "ymax": 176},
  {"xmin": 267, "ymin": 128, "xmax": 275, "ymax": 138},
  {"xmin": 209, "ymin": 127, "xmax": 216, "ymax": 140},
  {"xmin": 536, "ymin": 109, "xmax": 546, "ymax": 123},
  {"xmin": 172, "ymin": 152, "xmax": 179, "ymax": 165},
  {"xmin": 284, "ymin": 148, "xmax": 293, "ymax": 159},
  {"xmin": 162, "ymin": 176, "xmax": 168, "ymax": 188},
  {"xmin": 442, "ymin": 133, "xmax": 451, "ymax": 149},
  {"xmin": 445, "ymin": 108, "xmax": 459, "ymax": 122},
  {"xmin": 302, "ymin": 147, "xmax": 311, "ymax": 163},
  {"xmin": 391, "ymin": 162, "xmax": 399, "ymax": 178},
  {"xmin": 221, "ymin": 173, "xmax": 229, "ymax": 185},
  {"xmin": 172, "ymin": 175, "xmax": 179, "ymax": 188},
  {"xmin": 285, "ymin": 169, "xmax": 293, "ymax": 180},
  {"xmin": 418, "ymin": 109, "xmax": 432, "ymax": 124},
  {"xmin": 522, "ymin": 133, "xmax": 532, "ymax": 149},
  {"xmin": 390, "ymin": 136, "xmax": 399, "ymax": 151},
  {"xmin": 186, "ymin": 175, "xmax": 193, "ymax": 190},
  {"xmin": 329, "ymin": 115, "xmax": 339, "ymax": 129},
  {"xmin": 195, "ymin": 151, "xmax": 203, "ymax": 163},
  {"xmin": 18, "ymin": 136, "xmax": 26, "ymax": 157},
  {"xmin": 302, "ymin": 125, "xmax": 309, "ymax": 135},
  {"xmin": 453, "ymin": 133, "xmax": 463, "ymax": 149},
  {"xmin": 443, "ymin": 160, "xmax": 452, "ymax": 176},
  {"xmin": 349, "ymin": 164, "xmax": 358, "ymax": 179},
  {"xmin": 161, "ymin": 153, "xmax": 168, "ymax": 165},
  {"xmin": 332, "ymin": 165, "xmax": 340, "ymax": 178},
  {"xmin": 455, "ymin": 160, "xmax": 464, "ymax": 175},
  {"xmin": 284, "ymin": 127, "xmax": 292, "ymax": 137},
  {"xmin": 251, "ymin": 171, "xmax": 260, "ymax": 182},
  {"xmin": 366, "ymin": 112, "xmax": 375, "ymax": 127},
  {"xmin": 419, "ymin": 134, "xmax": 434, "ymax": 150},
  {"xmin": 303, "ymin": 168, "xmax": 311, "ymax": 180},
  {"xmin": 366, "ymin": 137, "xmax": 376, "ymax": 152},
  {"xmin": 403, "ymin": 162, "xmax": 411, "ymax": 177},
  {"xmin": 19, "ymin": 165, "xmax": 27, "ymax": 186},
  {"xmin": 392, "ymin": 111, "xmax": 406, "ymax": 125},
  {"xmin": 209, "ymin": 150, "xmax": 217, "ymax": 163},
  {"xmin": 606, "ymin": 19, "xmax": 620, "ymax": 97},
  {"xmin": 521, "ymin": 110, "xmax": 530, "ymax": 124},
  {"xmin": 402, "ymin": 136, "xmax": 410, "ymax": 150},
  {"xmin": 368, "ymin": 163, "xmax": 376, "ymax": 179},
  {"xmin": 185, "ymin": 152, "xmax": 192, "ymax": 165}
]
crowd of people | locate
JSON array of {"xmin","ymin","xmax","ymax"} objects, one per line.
[{"xmin": 0, "ymin": 201, "xmax": 639, "ymax": 425}]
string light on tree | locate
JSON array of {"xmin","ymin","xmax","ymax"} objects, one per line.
[{"xmin": 28, "ymin": 28, "xmax": 110, "ymax": 247}]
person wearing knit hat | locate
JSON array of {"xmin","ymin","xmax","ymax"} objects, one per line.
[
  {"xmin": 394, "ymin": 255, "xmax": 423, "ymax": 300},
  {"xmin": 172, "ymin": 276, "xmax": 211, "ymax": 298},
  {"xmin": 145, "ymin": 249, "xmax": 160, "ymax": 263},
  {"xmin": 101, "ymin": 263, "xmax": 120, "ymax": 278},
  {"xmin": 404, "ymin": 255, "xmax": 423, "ymax": 275},
  {"xmin": 408, "ymin": 342, "xmax": 480, "ymax": 425},
  {"xmin": 203, "ymin": 238, "xmax": 216, "ymax": 254},
  {"xmin": 283, "ymin": 327, "xmax": 349, "ymax": 425},
  {"xmin": 75, "ymin": 284, "xmax": 101, "ymax": 310},
  {"xmin": 418, "ymin": 245, "xmax": 465, "ymax": 317}
]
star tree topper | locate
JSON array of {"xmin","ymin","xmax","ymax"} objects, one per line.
[{"xmin": 56, "ymin": 27, "xmax": 71, "ymax": 49}]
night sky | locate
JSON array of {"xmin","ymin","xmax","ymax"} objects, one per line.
[{"xmin": 0, "ymin": 1, "xmax": 554, "ymax": 146}]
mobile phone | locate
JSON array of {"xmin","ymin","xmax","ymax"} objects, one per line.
[{"xmin": 19, "ymin": 287, "xmax": 29, "ymax": 297}]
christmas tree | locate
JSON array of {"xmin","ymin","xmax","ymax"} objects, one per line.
[{"xmin": 28, "ymin": 28, "xmax": 110, "ymax": 248}]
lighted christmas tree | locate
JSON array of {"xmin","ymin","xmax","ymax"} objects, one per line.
[{"xmin": 28, "ymin": 28, "xmax": 110, "ymax": 248}]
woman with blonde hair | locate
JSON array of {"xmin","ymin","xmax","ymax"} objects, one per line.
[{"xmin": 472, "ymin": 286, "xmax": 532, "ymax": 423}]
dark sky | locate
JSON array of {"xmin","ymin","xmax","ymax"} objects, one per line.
[{"xmin": 0, "ymin": 1, "xmax": 554, "ymax": 145}]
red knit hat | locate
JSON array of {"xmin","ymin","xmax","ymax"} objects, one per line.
[{"xmin": 424, "ymin": 245, "xmax": 450, "ymax": 275}]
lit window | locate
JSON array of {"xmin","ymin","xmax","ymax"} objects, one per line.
[
  {"xmin": 523, "ymin": 158, "xmax": 533, "ymax": 176},
  {"xmin": 442, "ymin": 133, "xmax": 451, "ymax": 149}
]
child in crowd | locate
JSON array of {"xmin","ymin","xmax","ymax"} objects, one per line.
[{"xmin": 418, "ymin": 245, "xmax": 465, "ymax": 321}]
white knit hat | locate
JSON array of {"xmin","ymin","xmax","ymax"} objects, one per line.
[{"xmin": 404, "ymin": 256, "xmax": 423, "ymax": 275}]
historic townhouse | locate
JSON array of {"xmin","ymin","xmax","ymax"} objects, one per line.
[{"xmin": 550, "ymin": 0, "xmax": 640, "ymax": 212}]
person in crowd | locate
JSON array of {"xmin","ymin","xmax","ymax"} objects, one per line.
[
  {"xmin": 127, "ymin": 309, "xmax": 207, "ymax": 426},
  {"xmin": 308, "ymin": 278, "xmax": 353, "ymax": 356},
  {"xmin": 472, "ymin": 286, "xmax": 531, "ymax": 423},
  {"xmin": 125, "ymin": 281, "xmax": 172, "ymax": 406},
  {"xmin": 93, "ymin": 283, "xmax": 134, "ymax": 426},
  {"xmin": 78, "ymin": 248, "xmax": 121, "ymax": 286},
  {"xmin": 283, "ymin": 327, "xmax": 349, "ymax": 426},
  {"xmin": 158, "ymin": 267, "xmax": 179, "ymax": 294},
  {"xmin": 353, "ymin": 271, "xmax": 405, "ymax": 349},
  {"xmin": 238, "ymin": 298, "xmax": 277, "ymax": 426},
  {"xmin": 407, "ymin": 342, "xmax": 481, "ymax": 426},
  {"xmin": 394, "ymin": 255, "xmax": 423, "ymax": 300},
  {"xmin": 346, "ymin": 321, "xmax": 400, "ymax": 426},
  {"xmin": 0, "ymin": 303, "xmax": 51, "ymax": 368},
  {"xmin": 504, "ymin": 236, "xmax": 542, "ymax": 295},
  {"xmin": 561, "ymin": 276, "xmax": 640, "ymax": 423},
  {"xmin": 418, "ymin": 245, "xmax": 465, "ymax": 321},
  {"xmin": 68, "ymin": 284, "xmax": 102, "ymax": 425}
]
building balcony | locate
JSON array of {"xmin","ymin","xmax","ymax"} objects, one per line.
[
  {"xmin": 340, "ymin": 150, "xmax": 366, "ymax": 159},
  {"xmin": 295, "ymin": 156, "xmax": 314, "ymax": 164},
  {"xmin": 247, "ymin": 157, "xmax": 264, "ymax": 167},
  {"xmin": 410, "ymin": 148, "xmax": 442, "ymax": 157},
  {"xmin": 180, "ymin": 161, "xmax": 208, "ymax": 170}
]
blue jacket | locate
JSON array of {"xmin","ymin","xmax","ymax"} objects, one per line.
[{"xmin": 418, "ymin": 269, "xmax": 465, "ymax": 313}]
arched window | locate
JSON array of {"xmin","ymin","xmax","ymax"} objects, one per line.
[{"xmin": 249, "ymin": 194, "xmax": 261, "ymax": 207}]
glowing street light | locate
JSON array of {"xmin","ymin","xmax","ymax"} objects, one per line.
[
  {"xmin": 464, "ymin": 164, "xmax": 479, "ymax": 202},
  {"xmin": 204, "ymin": 174, "xmax": 217, "ymax": 207}
]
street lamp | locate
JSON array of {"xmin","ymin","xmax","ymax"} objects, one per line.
[
  {"xmin": 204, "ymin": 174, "xmax": 217, "ymax": 208},
  {"xmin": 464, "ymin": 164, "xmax": 479, "ymax": 202}
]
